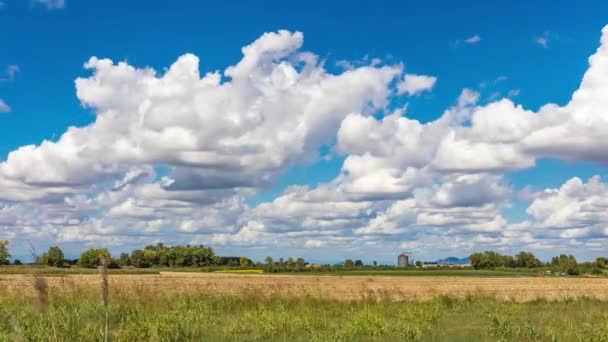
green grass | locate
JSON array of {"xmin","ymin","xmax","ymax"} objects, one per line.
[
  {"xmin": 298, "ymin": 269, "xmax": 540, "ymax": 277},
  {"xmin": 1, "ymin": 266, "xmax": 542, "ymax": 277},
  {"xmin": 155, "ymin": 267, "xmax": 542, "ymax": 277},
  {"xmin": 1, "ymin": 289, "xmax": 607, "ymax": 341},
  {"xmin": 6, "ymin": 265, "xmax": 607, "ymax": 279}
]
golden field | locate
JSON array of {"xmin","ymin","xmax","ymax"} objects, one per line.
[
  {"xmin": 2, "ymin": 272, "xmax": 608, "ymax": 302},
  {"xmin": 2, "ymin": 272, "xmax": 608, "ymax": 340}
]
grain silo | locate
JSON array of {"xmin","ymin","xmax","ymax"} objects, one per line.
[{"xmin": 398, "ymin": 253, "xmax": 409, "ymax": 267}]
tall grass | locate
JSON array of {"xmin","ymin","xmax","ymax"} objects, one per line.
[
  {"xmin": 1, "ymin": 277, "xmax": 608, "ymax": 341},
  {"xmin": 100, "ymin": 259, "xmax": 109, "ymax": 342}
]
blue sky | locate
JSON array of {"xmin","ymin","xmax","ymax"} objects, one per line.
[{"xmin": 1, "ymin": 0, "xmax": 608, "ymax": 264}]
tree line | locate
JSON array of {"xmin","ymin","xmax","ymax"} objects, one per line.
[
  {"xmin": 82, "ymin": 243, "xmax": 256, "ymax": 269},
  {"xmin": 469, "ymin": 251, "xmax": 605, "ymax": 275},
  {"xmin": 1, "ymin": 240, "xmax": 608, "ymax": 275},
  {"xmin": 0, "ymin": 240, "xmax": 325, "ymax": 271},
  {"xmin": 0, "ymin": 241, "xmax": 253, "ymax": 269},
  {"xmin": 469, "ymin": 251, "xmax": 543, "ymax": 269}
]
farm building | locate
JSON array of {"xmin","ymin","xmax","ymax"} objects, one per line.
[{"xmin": 398, "ymin": 253, "xmax": 409, "ymax": 267}]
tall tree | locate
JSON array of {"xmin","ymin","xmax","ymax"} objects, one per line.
[
  {"xmin": 514, "ymin": 251, "xmax": 541, "ymax": 268},
  {"xmin": 118, "ymin": 253, "xmax": 131, "ymax": 266},
  {"xmin": 264, "ymin": 256, "xmax": 274, "ymax": 265},
  {"xmin": 130, "ymin": 250, "xmax": 149, "ymax": 268},
  {"xmin": 46, "ymin": 246, "xmax": 65, "ymax": 267},
  {"xmin": 78, "ymin": 248, "xmax": 112, "ymax": 268},
  {"xmin": 551, "ymin": 254, "xmax": 579, "ymax": 275},
  {"xmin": 240, "ymin": 256, "xmax": 252, "ymax": 267},
  {"xmin": 0, "ymin": 240, "xmax": 10, "ymax": 265}
]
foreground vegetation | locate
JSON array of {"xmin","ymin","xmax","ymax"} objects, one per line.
[{"xmin": 0, "ymin": 281, "xmax": 608, "ymax": 341}]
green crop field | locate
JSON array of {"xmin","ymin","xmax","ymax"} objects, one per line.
[
  {"xmin": 0, "ymin": 265, "xmax": 544, "ymax": 277},
  {"xmin": 292, "ymin": 269, "xmax": 540, "ymax": 277},
  {"xmin": 1, "ymin": 286, "xmax": 607, "ymax": 341}
]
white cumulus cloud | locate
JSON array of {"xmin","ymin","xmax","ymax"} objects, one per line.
[
  {"xmin": 397, "ymin": 74, "xmax": 437, "ymax": 96},
  {"xmin": 3, "ymin": 25, "xmax": 608, "ymax": 260}
]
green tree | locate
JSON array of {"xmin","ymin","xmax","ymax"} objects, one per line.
[
  {"xmin": 118, "ymin": 253, "xmax": 131, "ymax": 266},
  {"xmin": 596, "ymin": 257, "xmax": 607, "ymax": 269},
  {"xmin": 415, "ymin": 260, "xmax": 422, "ymax": 268},
  {"xmin": 503, "ymin": 255, "xmax": 516, "ymax": 268},
  {"xmin": 551, "ymin": 254, "xmax": 579, "ymax": 275},
  {"xmin": 514, "ymin": 251, "xmax": 542, "ymax": 268},
  {"xmin": 265, "ymin": 256, "xmax": 274, "ymax": 265},
  {"xmin": 130, "ymin": 249, "xmax": 149, "ymax": 268},
  {"xmin": 0, "ymin": 240, "xmax": 10, "ymax": 265},
  {"xmin": 159, "ymin": 253, "xmax": 169, "ymax": 267},
  {"xmin": 78, "ymin": 248, "xmax": 111, "ymax": 268},
  {"xmin": 296, "ymin": 257, "xmax": 305, "ymax": 269},
  {"xmin": 354, "ymin": 260, "xmax": 363, "ymax": 267},
  {"xmin": 469, "ymin": 253, "xmax": 482, "ymax": 269},
  {"xmin": 37, "ymin": 253, "xmax": 49, "ymax": 266},
  {"xmin": 373, "ymin": 260, "xmax": 377, "ymax": 267},
  {"xmin": 45, "ymin": 246, "xmax": 65, "ymax": 267},
  {"xmin": 286, "ymin": 257, "xmax": 295, "ymax": 270},
  {"xmin": 143, "ymin": 249, "xmax": 157, "ymax": 266},
  {"xmin": 344, "ymin": 259, "xmax": 355, "ymax": 268},
  {"xmin": 240, "ymin": 256, "xmax": 251, "ymax": 267},
  {"xmin": 469, "ymin": 251, "xmax": 515, "ymax": 269}
]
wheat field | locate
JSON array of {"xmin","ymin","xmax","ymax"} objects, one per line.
[
  {"xmin": 3, "ymin": 272, "xmax": 608, "ymax": 302},
  {"xmin": 1, "ymin": 273, "xmax": 608, "ymax": 341}
]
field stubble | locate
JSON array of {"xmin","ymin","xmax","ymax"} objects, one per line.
[{"xmin": 2, "ymin": 272, "xmax": 607, "ymax": 302}]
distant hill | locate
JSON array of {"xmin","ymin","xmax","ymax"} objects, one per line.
[{"xmin": 436, "ymin": 257, "xmax": 470, "ymax": 264}]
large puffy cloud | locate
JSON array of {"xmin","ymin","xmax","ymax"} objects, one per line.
[
  {"xmin": 4, "ymin": 25, "xmax": 608, "ymax": 260},
  {"xmin": 435, "ymin": 25, "xmax": 608, "ymax": 169},
  {"xmin": 526, "ymin": 176, "xmax": 608, "ymax": 238},
  {"xmin": 0, "ymin": 30, "xmax": 400, "ymax": 197},
  {"xmin": 0, "ymin": 30, "xmax": 402, "ymax": 253},
  {"xmin": 215, "ymin": 25, "xmax": 608, "ymax": 257}
]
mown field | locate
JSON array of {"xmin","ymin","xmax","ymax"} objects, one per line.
[{"xmin": 1, "ymin": 272, "xmax": 608, "ymax": 341}]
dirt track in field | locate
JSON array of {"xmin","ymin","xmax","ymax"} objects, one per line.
[{"xmin": 2, "ymin": 272, "xmax": 608, "ymax": 302}]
